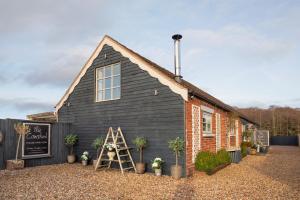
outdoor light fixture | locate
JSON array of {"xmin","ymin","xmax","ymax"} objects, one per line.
[{"xmin": 0, "ymin": 131, "xmax": 4, "ymax": 144}]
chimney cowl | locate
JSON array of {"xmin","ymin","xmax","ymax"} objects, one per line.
[{"xmin": 172, "ymin": 34, "xmax": 182, "ymax": 82}]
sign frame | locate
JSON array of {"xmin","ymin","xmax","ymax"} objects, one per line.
[{"xmin": 22, "ymin": 122, "xmax": 51, "ymax": 159}]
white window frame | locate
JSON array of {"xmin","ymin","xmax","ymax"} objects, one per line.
[
  {"xmin": 95, "ymin": 63, "xmax": 121, "ymax": 102},
  {"xmin": 202, "ymin": 112, "xmax": 213, "ymax": 136}
]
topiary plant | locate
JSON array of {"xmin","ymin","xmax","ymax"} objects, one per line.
[
  {"xmin": 132, "ymin": 137, "xmax": 147, "ymax": 163},
  {"xmin": 195, "ymin": 151, "xmax": 218, "ymax": 173},
  {"xmin": 92, "ymin": 137, "xmax": 105, "ymax": 158},
  {"xmin": 168, "ymin": 137, "xmax": 184, "ymax": 167},
  {"xmin": 65, "ymin": 134, "xmax": 78, "ymax": 155}
]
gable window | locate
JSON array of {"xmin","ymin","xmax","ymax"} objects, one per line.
[
  {"xmin": 96, "ymin": 63, "xmax": 121, "ymax": 102},
  {"xmin": 202, "ymin": 112, "xmax": 212, "ymax": 135}
]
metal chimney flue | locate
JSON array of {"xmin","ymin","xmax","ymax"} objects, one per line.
[{"xmin": 172, "ymin": 34, "xmax": 182, "ymax": 82}]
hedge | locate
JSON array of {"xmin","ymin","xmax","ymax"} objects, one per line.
[{"xmin": 195, "ymin": 149, "xmax": 231, "ymax": 174}]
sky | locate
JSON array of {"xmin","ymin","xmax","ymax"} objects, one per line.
[{"xmin": 0, "ymin": 0, "xmax": 300, "ymax": 119}]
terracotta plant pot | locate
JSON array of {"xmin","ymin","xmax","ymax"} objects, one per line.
[
  {"xmin": 6, "ymin": 160, "xmax": 24, "ymax": 170},
  {"xmin": 67, "ymin": 155, "xmax": 76, "ymax": 163},
  {"xmin": 171, "ymin": 165, "xmax": 182, "ymax": 179},
  {"xmin": 250, "ymin": 149, "xmax": 257, "ymax": 155},
  {"xmin": 136, "ymin": 163, "xmax": 145, "ymax": 174},
  {"xmin": 82, "ymin": 160, "xmax": 88, "ymax": 166},
  {"xmin": 154, "ymin": 168, "xmax": 162, "ymax": 176},
  {"xmin": 107, "ymin": 151, "xmax": 116, "ymax": 161}
]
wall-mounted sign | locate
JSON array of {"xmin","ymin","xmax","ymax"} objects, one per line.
[{"xmin": 22, "ymin": 123, "xmax": 51, "ymax": 159}]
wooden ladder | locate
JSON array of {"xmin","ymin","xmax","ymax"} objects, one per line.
[{"xmin": 94, "ymin": 127, "xmax": 136, "ymax": 174}]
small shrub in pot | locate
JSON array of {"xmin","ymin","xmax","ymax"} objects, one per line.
[
  {"xmin": 168, "ymin": 137, "xmax": 184, "ymax": 179},
  {"xmin": 65, "ymin": 134, "xmax": 78, "ymax": 163},
  {"xmin": 81, "ymin": 151, "xmax": 89, "ymax": 166},
  {"xmin": 132, "ymin": 136, "xmax": 147, "ymax": 174},
  {"xmin": 92, "ymin": 137, "xmax": 104, "ymax": 166},
  {"xmin": 152, "ymin": 157, "xmax": 164, "ymax": 176}
]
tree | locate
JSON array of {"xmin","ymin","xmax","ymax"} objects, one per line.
[
  {"xmin": 132, "ymin": 137, "xmax": 147, "ymax": 163},
  {"xmin": 168, "ymin": 137, "xmax": 184, "ymax": 166}
]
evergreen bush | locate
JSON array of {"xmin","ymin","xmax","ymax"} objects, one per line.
[
  {"xmin": 195, "ymin": 151, "xmax": 218, "ymax": 172},
  {"xmin": 216, "ymin": 149, "xmax": 231, "ymax": 165}
]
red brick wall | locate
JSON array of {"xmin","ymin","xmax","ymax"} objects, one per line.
[
  {"xmin": 185, "ymin": 98, "xmax": 228, "ymax": 176},
  {"xmin": 185, "ymin": 97, "xmax": 243, "ymax": 176}
]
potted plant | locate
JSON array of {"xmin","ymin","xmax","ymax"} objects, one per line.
[
  {"xmin": 92, "ymin": 137, "xmax": 105, "ymax": 166},
  {"xmin": 105, "ymin": 143, "xmax": 117, "ymax": 160},
  {"xmin": 250, "ymin": 144, "xmax": 257, "ymax": 155},
  {"xmin": 152, "ymin": 157, "xmax": 164, "ymax": 176},
  {"xmin": 168, "ymin": 137, "xmax": 184, "ymax": 179},
  {"xmin": 65, "ymin": 134, "xmax": 78, "ymax": 163},
  {"xmin": 81, "ymin": 151, "xmax": 89, "ymax": 166},
  {"xmin": 132, "ymin": 136, "xmax": 147, "ymax": 174},
  {"xmin": 6, "ymin": 123, "xmax": 30, "ymax": 170}
]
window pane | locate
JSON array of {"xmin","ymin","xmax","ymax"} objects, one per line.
[
  {"xmin": 105, "ymin": 89, "xmax": 111, "ymax": 100},
  {"xmin": 97, "ymin": 80, "xmax": 103, "ymax": 90},
  {"xmin": 207, "ymin": 123, "xmax": 211, "ymax": 131},
  {"xmin": 105, "ymin": 66, "xmax": 112, "ymax": 77},
  {"xmin": 97, "ymin": 68, "xmax": 103, "ymax": 79},
  {"xmin": 113, "ymin": 64, "xmax": 120, "ymax": 75},
  {"xmin": 113, "ymin": 76, "xmax": 120, "ymax": 87},
  {"xmin": 113, "ymin": 87, "xmax": 120, "ymax": 99},
  {"xmin": 97, "ymin": 90, "xmax": 103, "ymax": 101},
  {"xmin": 105, "ymin": 78, "xmax": 111, "ymax": 89}
]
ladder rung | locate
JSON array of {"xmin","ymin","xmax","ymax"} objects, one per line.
[
  {"xmin": 121, "ymin": 160, "xmax": 132, "ymax": 163},
  {"xmin": 101, "ymin": 159, "xmax": 131, "ymax": 163},
  {"xmin": 119, "ymin": 154, "xmax": 129, "ymax": 157},
  {"xmin": 97, "ymin": 164, "xmax": 109, "ymax": 167},
  {"xmin": 116, "ymin": 142, "xmax": 124, "ymax": 145},
  {"xmin": 123, "ymin": 167, "xmax": 133, "ymax": 171},
  {"xmin": 118, "ymin": 147, "xmax": 131, "ymax": 151}
]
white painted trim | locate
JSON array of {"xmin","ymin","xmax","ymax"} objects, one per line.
[
  {"xmin": 235, "ymin": 120, "xmax": 239, "ymax": 147},
  {"xmin": 216, "ymin": 113, "xmax": 221, "ymax": 152},
  {"xmin": 192, "ymin": 105, "xmax": 201, "ymax": 163},
  {"xmin": 55, "ymin": 35, "xmax": 188, "ymax": 112},
  {"xmin": 200, "ymin": 105, "xmax": 214, "ymax": 113}
]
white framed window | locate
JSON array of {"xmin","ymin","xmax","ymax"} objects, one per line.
[
  {"xmin": 202, "ymin": 112, "xmax": 212, "ymax": 135},
  {"xmin": 96, "ymin": 63, "xmax": 121, "ymax": 102}
]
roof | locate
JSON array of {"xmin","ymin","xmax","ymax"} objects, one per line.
[
  {"xmin": 27, "ymin": 112, "xmax": 56, "ymax": 122},
  {"xmin": 55, "ymin": 35, "xmax": 256, "ymax": 124}
]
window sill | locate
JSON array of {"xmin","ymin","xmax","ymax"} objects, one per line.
[{"xmin": 203, "ymin": 133, "xmax": 214, "ymax": 137}]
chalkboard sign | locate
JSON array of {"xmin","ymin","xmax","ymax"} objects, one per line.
[
  {"xmin": 22, "ymin": 123, "xmax": 51, "ymax": 159},
  {"xmin": 255, "ymin": 130, "xmax": 270, "ymax": 146}
]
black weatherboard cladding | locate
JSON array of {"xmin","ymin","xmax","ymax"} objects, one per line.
[{"xmin": 58, "ymin": 45, "xmax": 186, "ymax": 175}]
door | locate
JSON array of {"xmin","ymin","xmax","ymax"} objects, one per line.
[
  {"xmin": 192, "ymin": 105, "xmax": 201, "ymax": 163},
  {"xmin": 216, "ymin": 113, "xmax": 221, "ymax": 152}
]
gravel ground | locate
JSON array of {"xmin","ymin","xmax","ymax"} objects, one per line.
[{"xmin": 0, "ymin": 146, "xmax": 299, "ymax": 200}]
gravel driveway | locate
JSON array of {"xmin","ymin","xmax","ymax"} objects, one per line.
[{"xmin": 1, "ymin": 146, "xmax": 299, "ymax": 200}]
